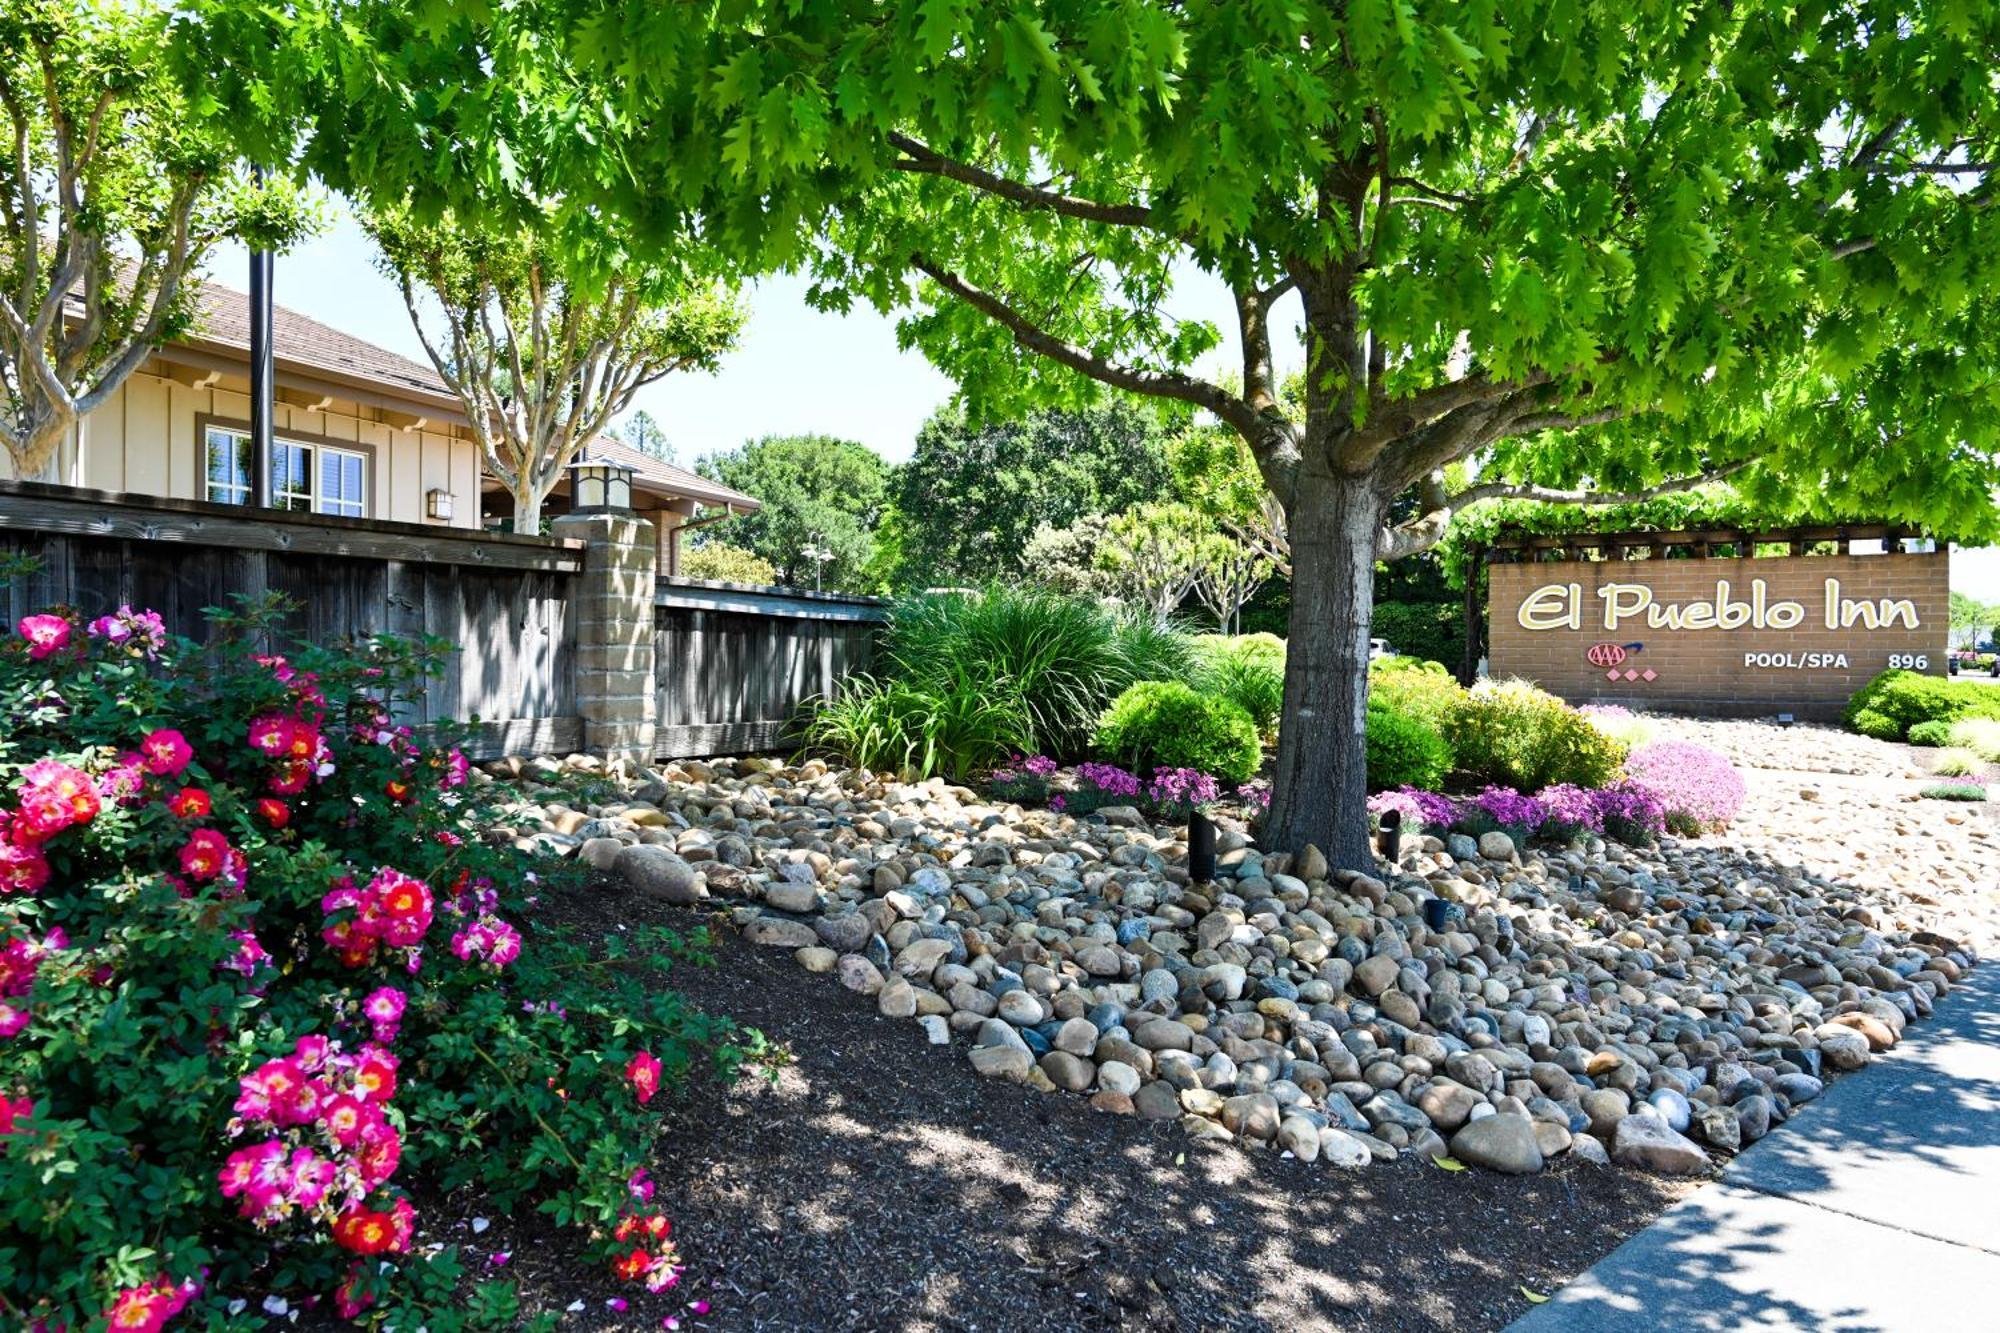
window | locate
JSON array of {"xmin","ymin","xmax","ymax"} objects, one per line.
[{"xmin": 204, "ymin": 427, "xmax": 368, "ymax": 518}]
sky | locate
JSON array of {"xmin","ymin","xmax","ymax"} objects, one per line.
[
  {"xmin": 213, "ymin": 207, "xmax": 1302, "ymax": 467},
  {"xmin": 214, "ymin": 208, "xmax": 2000, "ymax": 602}
]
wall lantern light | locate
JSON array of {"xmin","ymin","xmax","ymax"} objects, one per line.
[
  {"xmin": 568, "ymin": 454, "xmax": 637, "ymax": 513},
  {"xmin": 426, "ymin": 488, "xmax": 454, "ymax": 521}
]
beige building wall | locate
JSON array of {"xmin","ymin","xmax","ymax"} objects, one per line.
[{"xmin": 2, "ymin": 363, "xmax": 482, "ymax": 531}]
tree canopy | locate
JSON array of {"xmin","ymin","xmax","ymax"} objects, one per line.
[
  {"xmin": 0, "ymin": 0, "xmax": 314, "ymax": 480},
  {"xmin": 194, "ymin": 0, "xmax": 2000, "ymax": 863},
  {"xmin": 695, "ymin": 434, "xmax": 890, "ymax": 590},
  {"xmin": 887, "ymin": 403, "xmax": 1173, "ymax": 585}
]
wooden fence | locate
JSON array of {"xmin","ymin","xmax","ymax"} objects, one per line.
[
  {"xmin": 0, "ymin": 481, "xmax": 585, "ymax": 757},
  {"xmin": 652, "ymin": 578, "xmax": 887, "ymax": 759},
  {"xmin": 1, "ymin": 482, "xmax": 888, "ymax": 762}
]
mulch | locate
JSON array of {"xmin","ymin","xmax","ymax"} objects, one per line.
[{"xmin": 370, "ymin": 880, "xmax": 1694, "ymax": 1333}]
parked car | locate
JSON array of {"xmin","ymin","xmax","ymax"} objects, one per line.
[{"xmin": 1369, "ymin": 637, "xmax": 1393, "ymax": 660}]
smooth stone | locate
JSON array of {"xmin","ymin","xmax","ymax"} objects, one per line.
[
  {"xmin": 1040, "ymin": 1051, "xmax": 1096, "ymax": 1092},
  {"xmin": 615, "ymin": 845, "xmax": 702, "ymax": 904},
  {"xmin": 743, "ymin": 917, "xmax": 819, "ymax": 949},
  {"xmin": 765, "ymin": 881, "xmax": 819, "ymax": 913},
  {"xmin": 1611, "ymin": 1115, "xmax": 1712, "ymax": 1175},
  {"xmin": 970, "ymin": 1046, "xmax": 1033, "ymax": 1081},
  {"xmin": 1097, "ymin": 1060, "xmax": 1142, "ymax": 1096},
  {"xmin": 1449, "ymin": 1114, "xmax": 1544, "ymax": 1174}
]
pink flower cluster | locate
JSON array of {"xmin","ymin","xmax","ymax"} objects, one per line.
[
  {"xmin": 6, "ymin": 759, "xmax": 100, "ymax": 881},
  {"xmin": 220, "ymin": 929, "xmax": 271, "ymax": 980},
  {"xmin": 361, "ymin": 986, "xmax": 406, "ymax": 1043},
  {"xmin": 611, "ymin": 1211, "xmax": 685, "ymax": 1293},
  {"xmin": 86, "ymin": 605, "xmax": 168, "ymax": 660},
  {"xmin": 0, "ymin": 926, "xmax": 67, "ymax": 1037},
  {"xmin": 321, "ymin": 866, "xmax": 435, "ymax": 968},
  {"xmin": 219, "ymin": 1034, "xmax": 406, "ymax": 1237},
  {"xmin": 442, "ymin": 872, "xmax": 521, "ymax": 971},
  {"xmin": 104, "ymin": 1274, "xmax": 200, "ymax": 1332}
]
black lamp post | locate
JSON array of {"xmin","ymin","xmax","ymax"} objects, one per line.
[{"xmin": 248, "ymin": 167, "xmax": 274, "ymax": 508}]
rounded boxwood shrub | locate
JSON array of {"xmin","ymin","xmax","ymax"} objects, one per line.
[
  {"xmin": 1092, "ymin": 681, "xmax": 1263, "ymax": 784},
  {"xmin": 1850, "ymin": 707, "xmax": 1903, "ymax": 741},
  {"xmin": 1365, "ymin": 703, "xmax": 1451, "ymax": 792},
  {"xmin": 1906, "ymin": 719, "xmax": 1954, "ymax": 747}
]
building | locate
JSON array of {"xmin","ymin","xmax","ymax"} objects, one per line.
[{"xmin": 0, "ymin": 281, "xmax": 757, "ymax": 570}]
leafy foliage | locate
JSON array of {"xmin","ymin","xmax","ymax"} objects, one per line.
[
  {"xmin": 0, "ymin": 0, "xmax": 317, "ymax": 477},
  {"xmin": 1369, "ymin": 601, "xmax": 1464, "ymax": 671},
  {"xmin": 886, "ymin": 405, "xmax": 1173, "ymax": 586},
  {"xmin": 797, "ymin": 669, "xmax": 1030, "ymax": 780},
  {"xmin": 678, "ymin": 542, "xmax": 778, "ymax": 586},
  {"xmin": 1364, "ymin": 705, "xmax": 1451, "ymax": 794},
  {"xmin": 1948, "ymin": 718, "xmax": 2000, "ymax": 762},
  {"xmin": 0, "ymin": 601, "xmax": 752, "ymax": 1327},
  {"xmin": 1919, "ymin": 782, "xmax": 1987, "ymax": 802},
  {"xmin": 882, "ymin": 585, "xmax": 1198, "ymax": 757},
  {"xmin": 1843, "ymin": 669, "xmax": 2000, "ymax": 741},
  {"xmin": 1092, "ymin": 682, "xmax": 1262, "ymax": 786},
  {"xmin": 1192, "ymin": 639, "xmax": 1285, "ymax": 741},
  {"xmin": 1907, "ymin": 719, "xmax": 1955, "ymax": 747},
  {"xmin": 696, "ymin": 434, "xmax": 890, "ymax": 590},
  {"xmin": 1447, "ymin": 681, "xmax": 1628, "ymax": 792},
  {"xmin": 367, "ymin": 205, "xmax": 744, "ymax": 533}
]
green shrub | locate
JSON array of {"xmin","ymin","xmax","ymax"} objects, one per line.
[
  {"xmin": 1193, "ymin": 636, "xmax": 1286, "ymax": 739},
  {"xmin": 1580, "ymin": 704, "xmax": 1660, "ymax": 748},
  {"xmin": 799, "ymin": 668, "xmax": 1031, "ymax": 779},
  {"xmin": 1843, "ymin": 668, "xmax": 2000, "ymax": 740},
  {"xmin": 1370, "ymin": 599, "xmax": 1465, "ymax": 669},
  {"xmin": 1850, "ymin": 707, "xmax": 1903, "ymax": 741},
  {"xmin": 0, "ymin": 600, "xmax": 756, "ymax": 1327},
  {"xmin": 1369, "ymin": 656, "xmax": 1467, "ymax": 737},
  {"xmin": 882, "ymin": 585, "xmax": 1198, "ymax": 756},
  {"xmin": 679, "ymin": 541, "xmax": 779, "ymax": 585},
  {"xmin": 1907, "ymin": 719, "xmax": 1954, "ymax": 747},
  {"xmin": 1919, "ymin": 782, "xmax": 1987, "ymax": 801},
  {"xmin": 1366, "ymin": 703, "xmax": 1451, "ymax": 792},
  {"xmin": 1092, "ymin": 681, "xmax": 1263, "ymax": 784},
  {"xmin": 1931, "ymin": 748, "xmax": 1982, "ymax": 777},
  {"xmin": 1448, "ymin": 679, "xmax": 1627, "ymax": 790},
  {"xmin": 1949, "ymin": 717, "xmax": 2000, "ymax": 761}
]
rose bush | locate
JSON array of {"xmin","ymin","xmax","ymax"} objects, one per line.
[{"xmin": 0, "ymin": 600, "xmax": 758, "ymax": 1330}]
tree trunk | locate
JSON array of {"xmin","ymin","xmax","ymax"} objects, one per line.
[
  {"xmin": 512, "ymin": 484, "xmax": 544, "ymax": 534},
  {"xmin": 1265, "ymin": 463, "xmax": 1382, "ymax": 869}
]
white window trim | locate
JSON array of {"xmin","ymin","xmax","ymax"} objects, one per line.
[{"xmin": 203, "ymin": 427, "xmax": 370, "ymax": 519}]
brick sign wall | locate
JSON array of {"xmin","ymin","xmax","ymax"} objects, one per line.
[{"xmin": 1487, "ymin": 551, "xmax": 1948, "ymax": 719}]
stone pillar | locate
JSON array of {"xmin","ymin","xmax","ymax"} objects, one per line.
[{"xmin": 552, "ymin": 512, "xmax": 658, "ymax": 766}]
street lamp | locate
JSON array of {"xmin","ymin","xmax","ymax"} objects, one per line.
[{"xmin": 800, "ymin": 543, "xmax": 834, "ymax": 592}]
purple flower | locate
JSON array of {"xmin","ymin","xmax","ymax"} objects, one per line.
[
  {"xmin": 1366, "ymin": 786, "xmax": 1456, "ymax": 832},
  {"xmin": 1469, "ymin": 785, "xmax": 1547, "ymax": 835},
  {"xmin": 1235, "ymin": 781, "xmax": 1272, "ymax": 812},
  {"xmin": 1538, "ymin": 783, "xmax": 1605, "ymax": 836},
  {"xmin": 1623, "ymin": 741, "xmax": 1745, "ymax": 831},
  {"xmin": 1021, "ymin": 755, "xmax": 1059, "ymax": 778},
  {"xmin": 1074, "ymin": 763, "xmax": 1143, "ymax": 798},
  {"xmin": 1147, "ymin": 767, "xmax": 1220, "ymax": 814},
  {"xmin": 1592, "ymin": 781, "xmax": 1667, "ymax": 841}
]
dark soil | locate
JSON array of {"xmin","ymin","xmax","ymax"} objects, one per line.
[{"xmin": 399, "ymin": 882, "xmax": 1695, "ymax": 1333}]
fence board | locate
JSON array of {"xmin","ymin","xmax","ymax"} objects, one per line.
[{"xmin": 651, "ymin": 580, "xmax": 883, "ymax": 760}]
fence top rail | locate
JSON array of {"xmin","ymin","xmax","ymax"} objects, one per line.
[
  {"xmin": 0, "ymin": 479, "xmax": 585, "ymax": 573},
  {"xmin": 655, "ymin": 575, "xmax": 890, "ymax": 623}
]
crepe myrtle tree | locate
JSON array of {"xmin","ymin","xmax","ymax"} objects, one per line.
[
  {"xmin": 0, "ymin": 0, "xmax": 313, "ymax": 480},
  {"xmin": 369, "ymin": 206, "xmax": 744, "ymax": 532},
  {"xmin": 629, "ymin": 0, "xmax": 1997, "ymax": 866}
]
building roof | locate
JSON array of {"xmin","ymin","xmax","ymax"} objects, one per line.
[
  {"xmin": 186, "ymin": 281, "xmax": 458, "ymax": 407},
  {"xmin": 586, "ymin": 436, "xmax": 761, "ymax": 512},
  {"xmin": 182, "ymin": 282, "xmax": 759, "ymax": 513}
]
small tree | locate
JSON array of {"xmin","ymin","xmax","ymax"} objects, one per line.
[
  {"xmin": 694, "ymin": 434, "xmax": 890, "ymax": 588},
  {"xmin": 1020, "ymin": 514, "xmax": 1115, "ymax": 598},
  {"xmin": 0, "ymin": 0, "xmax": 313, "ymax": 479},
  {"xmin": 369, "ymin": 207, "xmax": 744, "ymax": 532},
  {"xmin": 1098, "ymin": 503, "xmax": 1206, "ymax": 623},
  {"xmin": 1191, "ymin": 533, "xmax": 1275, "ymax": 634},
  {"xmin": 614, "ymin": 408, "xmax": 674, "ymax": 463}
]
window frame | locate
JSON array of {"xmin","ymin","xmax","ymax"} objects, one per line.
[{"xmin": 196, "ymin": 415, "xmax": 377, "ymax": 520}]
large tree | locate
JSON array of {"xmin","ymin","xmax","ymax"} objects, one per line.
[
  {"xmin": 0, "ymin": 0, "xmax": 312, "ymax": 480},
  {"xmin": 672, "ymin": 2, "xmax": 2000, "ymax": 864},
  {"xmin": 696, "ymin": 434, "xmax": 890, "ymax": 589},
  {"xmin": 890, "ymin": 403, "xmax": 1173, "ymax": 584},
  {"xmin": 225, "ymin": 1, "xmax": 2000, "ymax": 865},
  {"xmin": 369, "ymin": 207, "xmax": 744, "ymax": 532}
]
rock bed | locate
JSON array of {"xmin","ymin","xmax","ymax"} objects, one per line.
[{"xmin": 484, "ymin": 723, "xmax": 1984, "ymax": 1179}]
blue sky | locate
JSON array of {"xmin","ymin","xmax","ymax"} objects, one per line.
[
  {"xmin": 215, "ymin": 208, "xmax": 2000, "ymax": 600},
  {"xmin": 214, "ymin": 207, "xmax": 1299, "ymax": 467}
]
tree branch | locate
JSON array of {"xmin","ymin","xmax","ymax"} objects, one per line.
[
  {"xmin": 911, "ymin": 254, "xmax": 1260, "ymax": 436},
  {"xmin": 888, "ymin": 133, "xmax": 1156, "ymax": 228}
]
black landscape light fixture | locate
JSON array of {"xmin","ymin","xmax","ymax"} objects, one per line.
[
  {"xmin": 1187, "ymin": 809, "xmax": 1217, "ymax": 883},
  {"xmin": 568, "ymin": 453, "xmax": 637, "ymax": 513},
  {"xmin": 1376, "ymin": 807, "xmax": 1402, "ymax": 861}
]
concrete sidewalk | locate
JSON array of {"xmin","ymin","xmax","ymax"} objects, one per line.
[{"xmin": 1508, "ymin": 966, "xmax": 2000, "ymax": 1333}]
